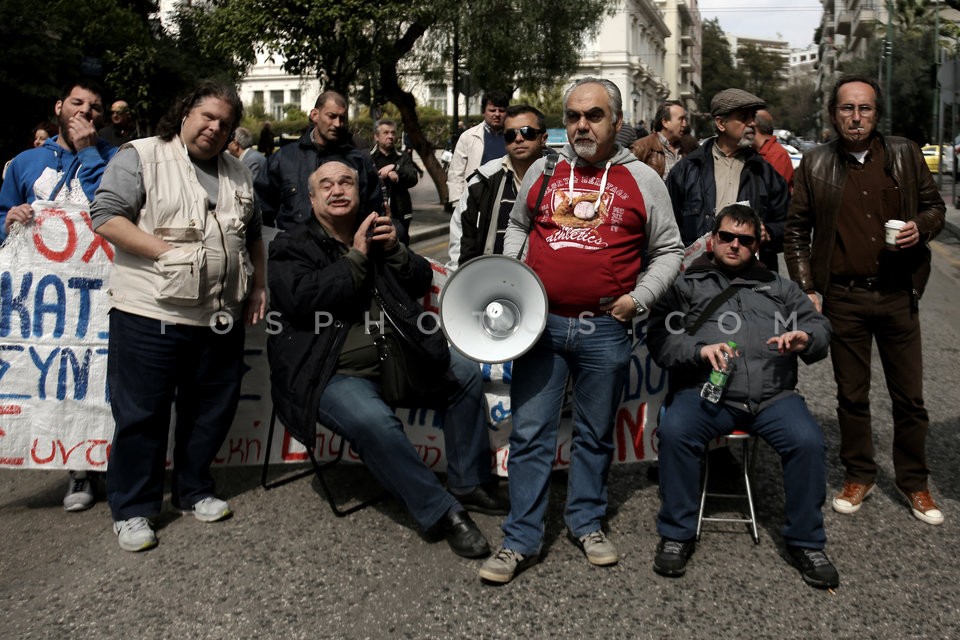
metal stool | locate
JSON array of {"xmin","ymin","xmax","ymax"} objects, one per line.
[{"xmin": 696, "ymin": 431, "xmax": 759, "ymax": 544}]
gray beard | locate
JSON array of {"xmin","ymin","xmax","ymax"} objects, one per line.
[{"xmin": 573, "ymin": 140, "xmax": 598, "ymax": 158}]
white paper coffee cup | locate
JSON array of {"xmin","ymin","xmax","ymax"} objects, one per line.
[{"xmin": 884, "ymin": 220, "xmax": 905, "ymax": 248}]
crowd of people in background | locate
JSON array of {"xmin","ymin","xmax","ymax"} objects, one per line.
[{"xmin": 0, "ymin": 73, "xmax": 946, "ymax": 593}]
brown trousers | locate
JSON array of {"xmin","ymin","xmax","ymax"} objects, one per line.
[{"xmin": 823, "ymin": 286, "xmax": 930, "ymax": 492}]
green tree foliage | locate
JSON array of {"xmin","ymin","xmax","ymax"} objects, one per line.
[
  {"xmin": 0, "ymin": 0, "xmax": 242, "ymax": 162},
  {"xmin": 842, "ymin": 30, "xmax": 935, "ymax": 143},
  {"xmin": 778, "ymin": 80, "xmax": 820, "ymax": 139},
  {"xmin": 696, "ymin": 18, "xmax": 743, "ymax": 135},
  {"xmin": 736, "ymin": 43, "xmax": 787, "ymax": 109},
  {"xmin": 197, "ymin": 0, "xmax": 610, "ymax": 201}
]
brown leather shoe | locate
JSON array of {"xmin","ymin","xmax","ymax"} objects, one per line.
[
  {"xmin": 897, "ymin": 488, "xmax": 945, "ymax": 525},
  {"xmin": 832, "ymin": 481, "xmax": 875, "ymax": 514}
]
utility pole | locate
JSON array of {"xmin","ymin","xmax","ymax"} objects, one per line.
[
  {"xmin": 885, "ymin": 0, "xmax": 894, "ymax": 136},
  {"xmin": 934, "ymin": 0, "xmax": 943, "ymax": 187}
]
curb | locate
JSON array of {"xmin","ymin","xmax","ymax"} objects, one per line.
[
  {"xmin": 409, "ymin": 224, "xmax": 450, "ymax": 245},
  {"xmin": 943, "ymin": 217, "xmax": 960, "ymax": 242}
]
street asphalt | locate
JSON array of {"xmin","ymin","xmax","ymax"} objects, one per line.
[{"xmin": 2, "ymin": 158, "xmax": 960, "ymax": 639}]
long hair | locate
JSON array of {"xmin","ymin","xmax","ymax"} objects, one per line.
[{"xmin": 156, "ymin": 80, "xmax": 244, "ymax": 142}]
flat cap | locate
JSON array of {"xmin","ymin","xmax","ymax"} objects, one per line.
[{"xmin": 710, "ymin": 88, "xmax": 766, "ymax": 117}]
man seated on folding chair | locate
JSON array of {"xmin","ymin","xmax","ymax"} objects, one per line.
[
  {"xmin": 267, "ymin": 161, "xmax": 507, "ymax": 559},
  {"xmin": 646, "ymin": 204, "xmax": 838, "ymax": 590}
]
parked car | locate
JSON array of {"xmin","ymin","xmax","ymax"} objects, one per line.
[
  {"xmin": 546, "ymin": 128, "xmax": 567, "ymax": 149},
  {"xmin": 782, "ymin": 143, "xmax": 803, "ymax": 169},
  {"xmin": 921, "ymin": 144, "xmax": 953, "ymax": 174}
]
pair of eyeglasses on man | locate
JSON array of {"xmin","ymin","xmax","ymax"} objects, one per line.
[
  {"xmin": 504, "ymin": 126, "xmax": 544, "ymax": 143},
  {"xmin": 716, "ymin": 230, "xmax": 757, "ymax": 247},
  {"xmin": 836, "ymin": 105, "xmax": 874, "ymax": 116}
]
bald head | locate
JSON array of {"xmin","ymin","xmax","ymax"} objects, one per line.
[
  {"xmin": 755, "ymin": 109, "xmax": 775, "ymax": 136},
  {"xmin": 110, "ymin": 100, "xmax": 133, "ymax": 126},
  {"xmin": 308, "ymin": 162, "xmax": 360, "ymax": 229}
]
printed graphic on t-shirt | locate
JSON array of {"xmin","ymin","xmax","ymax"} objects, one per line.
[{"xmin": 542, "ymin": 160, "xmax": 635, "ymax": 253}]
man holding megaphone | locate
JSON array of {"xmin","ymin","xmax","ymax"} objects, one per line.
[{"xmin": 477, "ymin": 78, "xmax": 684, "ymax": 584}]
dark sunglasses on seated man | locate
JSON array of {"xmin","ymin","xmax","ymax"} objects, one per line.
[
  {"xmin": 504, "ymin": 126, "xmax": 545, "ymax": 144},
  {"xmin": 716, "ymin": 230, "xmax": 757, "ymax": 247}
]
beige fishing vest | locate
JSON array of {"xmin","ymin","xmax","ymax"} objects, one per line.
[{"xmin": 106, "ymin": 137, "xmax": 255, "ymax": 327}]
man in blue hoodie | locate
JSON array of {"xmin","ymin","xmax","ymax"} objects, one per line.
[
  {"xmin": 0, "ymin": 79, "xmax": 116, "ymax": 512},
  {"xmin": 1, "ymin": 80, "xmax": 117, "ymax": 241}
]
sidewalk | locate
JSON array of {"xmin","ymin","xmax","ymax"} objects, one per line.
[
  {"xmin": 407, "ymin": 152, "xmax": 453, "ymax": 245},
  {"xmin": 937, "ymin": 176, "xmax": 960, "ymax": 241}
]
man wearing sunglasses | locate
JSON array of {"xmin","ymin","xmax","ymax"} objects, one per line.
[
  {"xmin": 447, "ymin": 105, "xmax": 551, "ymax": 267},
  {"xmin": 666, "ymin": 88, "xmax": 789, "ymax": 270},
  {"xmin": 785, "ymin": 75, "xmax": 946, "ymax": 526},
  {"xmin": 647, "ymin": 203, "xmax": 837, "ymax": 590}
]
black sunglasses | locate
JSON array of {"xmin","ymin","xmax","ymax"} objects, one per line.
[
  {"xmin": 716, "ymin": 230, "xmax": 757, "ymax": 247},
  {"xmin": 503, "ymin": 126, "xmax": 544, "ymax": 143}
]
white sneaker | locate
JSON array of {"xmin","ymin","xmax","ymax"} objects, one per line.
[
  {"xmin": 113, "ymin": 517, "xmax": 157, "ymax": 552},
  {"xmin": 63, "ymin": 471, "xmax": 95, "ymax": 512},
  {"xmin": 576, "ymin": 530, "xmax": 619, "ymax": 566},
  {"xmin": 182, "ymin": 497, "xmax": 232, "ymax": 523}
]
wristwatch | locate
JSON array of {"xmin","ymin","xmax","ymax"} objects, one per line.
[{"xmin": 629, "ymin": 295, "xmax": 647, "ymax": 317}]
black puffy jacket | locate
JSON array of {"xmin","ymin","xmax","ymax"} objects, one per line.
[{"xmin": 266, "ymin": 216, "xmax": 436, "ymax": 445}]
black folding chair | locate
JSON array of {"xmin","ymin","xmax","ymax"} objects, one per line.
[{"xmin": 260, "ymin": 407, "xmax": 384, "ymax": 517}]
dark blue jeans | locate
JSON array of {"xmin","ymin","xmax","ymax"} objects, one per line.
[
  {"xmin": 657, "ymin": 389, "xmax": 827, "ymax": 548},
  {"xmin": 106, "ymin": 310, "xmax": 244, "ymax": 521},
  {"xmin": 317, "ymin": 350, "xmax": 494, "ymax": 530},
  {"xmin": 502, "ymin": 313, "xmax": 632, "ymax": 556}
]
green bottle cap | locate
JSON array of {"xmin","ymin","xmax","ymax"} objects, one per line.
[{"xmin": 727, "ymin": 341, "xmax": 737, "ymax": 348}]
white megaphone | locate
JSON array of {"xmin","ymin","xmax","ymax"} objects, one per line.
[{"xmin": 439, "ymin": 255, "xmax": 548, "ymax": 363}]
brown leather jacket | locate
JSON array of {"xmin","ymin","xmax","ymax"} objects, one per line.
[
  {"xmin": 630, "ymin": 132, "xmax": 667, "ymax": 178},
  {"xmin": 784, "ymin": 135, "xmax": 945, "ymax": 296}
]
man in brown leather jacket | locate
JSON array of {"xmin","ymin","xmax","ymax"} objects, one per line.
[
  {"xmin": 630, "ymin": 100, "xmax": 687, "ymax": 179},
  {"xmin": 784, "ymin": 75, "xmax": 946, "ymax": 526}
]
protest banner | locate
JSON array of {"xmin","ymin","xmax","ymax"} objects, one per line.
[{"xmin": 0, "ymin": 203, "xmax": 667, "ymax": 472}]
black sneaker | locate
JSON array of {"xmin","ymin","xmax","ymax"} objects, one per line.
[
  {"xmin": 653, "ymin": 537, "xmax": 695, "ymax": 577},
  {"xmin": 785, "ymin": 545, "xmax": 840, "ymax": 589}
]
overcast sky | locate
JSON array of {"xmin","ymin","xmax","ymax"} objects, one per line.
[{"xmin": 697, "ymin": 1, "xmax": 824, "ymax": 50}]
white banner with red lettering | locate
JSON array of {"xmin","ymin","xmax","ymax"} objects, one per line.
[{"xmin": 0, "ymin": 203, "xmax": 667, "ymax": 472}]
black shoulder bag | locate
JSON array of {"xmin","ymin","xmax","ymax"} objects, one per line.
[{"xmin": 370, "ymin": 262, "xmax": 457, "ymax": 409}]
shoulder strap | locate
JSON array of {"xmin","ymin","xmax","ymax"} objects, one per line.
[
  {"xmin": 516, "ymin": 155, "xmax": 559, "ymax": 260},
  {"xmin": 686, "ymin": 285, "xmax": 743, "ymax": 336}
]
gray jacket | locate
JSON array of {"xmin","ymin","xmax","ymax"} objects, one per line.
[{"xmin": 647, "ymin": 254, "xmax": 831, "ymax": 412}]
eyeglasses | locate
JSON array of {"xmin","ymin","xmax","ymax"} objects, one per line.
[
  {"xmin": 837, "ymin": 105, "xmax": 875, "ymax": 116},
  {"xmin": 716, "ymin": 230, "xmax": 757, "ymax": 247},
  {"xmin": 503, "ymin": 126, "xmax": 544, "ymax": 144}
]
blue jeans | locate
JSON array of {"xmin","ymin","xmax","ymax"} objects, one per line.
[
  {"xmin": 502, "ymin": 313, "xmax": 631, "ymax": 555},
  {"xmin": 106, "ymin": 309, "xmax": 244, "ymax": 521},
  {"xmin": 317, "ymin": 350, "xmax": 493, "ymax": 530},
  {"xmin": 657, "ymin": 389, "xmax": 827, "ymax": 548}
]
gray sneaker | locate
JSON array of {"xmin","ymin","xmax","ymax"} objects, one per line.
[
  {"xmin": 113, "ymin": 517, "xmax": 157, "ymax": 552},
  {"xmin": 182, "ymin": 497, "xmax": 232, "ymax": 522},
  {"xmin": 576, "ymin": 530, "xmax": 619, "ymax": 566},
  {"xmin": 478, "ymin": 547, "xmax": 539, "ymax": 584},
  {"xmin": 63, "ymin": 471, "xmax": 95, "ymax": 512}
]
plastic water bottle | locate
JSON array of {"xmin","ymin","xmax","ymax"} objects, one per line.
[{"xmin": 700, "ymin": 341, "xmax": 738, "ymax": 404}]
